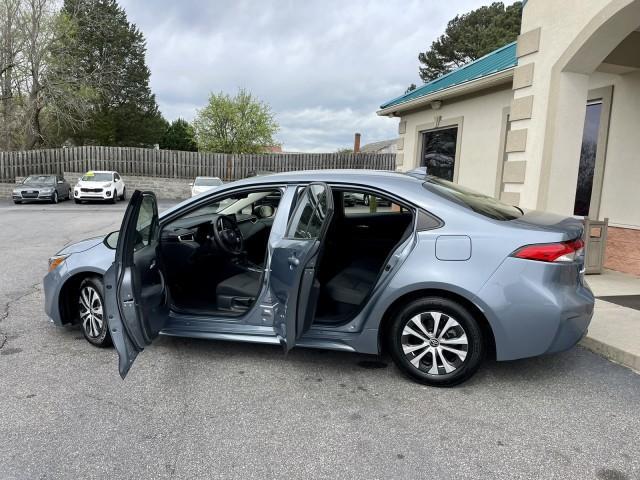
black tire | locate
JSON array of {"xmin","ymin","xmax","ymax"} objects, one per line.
[
  {"xmin": 120, "ymin": 187, "xmax": 126, "ymax": 201},
  {"xmin": 78, "ymin": 276, "xmax": 112, "ymax": 348},
  {"xmin": 388, "ymin": 297, "xmax": 484, "ymax": 387},
  {"xmin": 74, "ymin": 199, "xmax": 81, "ymax": 204},
  {"xmin": 67, "ymin": 188, "xmax": 72, "ymax": 200},
  {"xmin": 13, "ymin": 200, "xmax": 21, "ymax": 204},
  {"xmin": 52, "ymin": 191, "xmax": 58, "ymax": 204},
  {"xmin": 110, "ymin": 190, "xmax": 116, "ymax": 204}
]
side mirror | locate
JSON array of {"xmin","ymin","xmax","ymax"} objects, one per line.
[
  {"xmin": 255, "ymin": 204, "xmax": 275, "ymax": 219},
  {"xmin": 57, "ymin": 180, "xmax": 64, "ymax": 184}
]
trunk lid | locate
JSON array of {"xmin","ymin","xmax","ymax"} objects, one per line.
[{"xmin": 509, "ymin": 210, "xmax": 584, "ymax": 241}]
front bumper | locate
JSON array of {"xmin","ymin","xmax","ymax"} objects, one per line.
[
  {"xmin": 13, "ymin": 191, "xmax": 56, "ymax": 201},
  {"xmin": 478, "ymin": 257, "xmax": 594, "ymax": 361},
  {"xmin": 43, "ymin": 262, "xmax": 69, "ymax": 326},
  {"xmin": 74, "ymin": 187, "xmax": 115, "ymax": 201}
]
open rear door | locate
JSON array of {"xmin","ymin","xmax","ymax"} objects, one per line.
[
  {"xmin": 104, "ymin": 191, "xmax": 169, "ymax": 378},
  {"xmin": 270, "ymin": 183, "xmax": 334, "ymax": 352}
]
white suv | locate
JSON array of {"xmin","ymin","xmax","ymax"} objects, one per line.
[{"xmin": 74, "ymin": 171, "xmax": 126, "ymax": 204}]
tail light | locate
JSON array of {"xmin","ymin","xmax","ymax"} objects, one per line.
[{"xmin": 512, "ymin": 239, "xmax": 584, "ymax": 263}]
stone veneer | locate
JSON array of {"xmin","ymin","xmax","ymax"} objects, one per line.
[{"xmin": 604, "ymin": 226, "xmax": 640, "ymax": 277}]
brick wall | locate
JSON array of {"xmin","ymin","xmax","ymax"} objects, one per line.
[
  {"xmin": 604, "ymin": 226, "xmax": 640, "ymax": 276},
  {"xmin": 3, "ymin": 172, "xmax": 192, "ymax": 200}
]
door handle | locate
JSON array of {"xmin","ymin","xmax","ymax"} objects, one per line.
[{"xmin": 288, "ymin": 255, "xmax": 300, "ymax": 267}]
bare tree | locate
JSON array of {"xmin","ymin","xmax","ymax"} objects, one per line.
[{"xmin": 0, "ymin": 0, "xmax": 24, "ymax": 149}]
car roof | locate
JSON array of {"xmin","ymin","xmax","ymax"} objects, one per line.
[
  {"xmin": 84, "ymin": 170, "xmax": 117, "ymax": 174},
  {"xmin": 227, "ymin": 169, "xmax": 424, "ymax": 189}
]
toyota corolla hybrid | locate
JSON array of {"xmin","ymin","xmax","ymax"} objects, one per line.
[{"xmin": 43, "ymin": 170, "xmax": 594, "ymax": 386}]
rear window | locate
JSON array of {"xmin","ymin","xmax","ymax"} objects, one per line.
[{"xmin": 423, "ymin": 177, "xmax": 522, "ymax": 221}]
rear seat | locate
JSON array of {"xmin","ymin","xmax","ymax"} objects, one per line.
[{"xmin": 324, "ymin": 259, "xmax": 381, "ymax": 306}]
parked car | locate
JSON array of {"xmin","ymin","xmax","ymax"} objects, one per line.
[
  {"xmin": 73, "ymin": 170, "xmax": 126, "ymax": 203},
  {"xmin": 190, "ymin": 176, "xmax": 223, "ymax": 197},
  {"xmin": 43, "ymin": 170, "xmax": 594, "ymax": 386},
  {"xmin": 345, "ymin": 192, "xmax": 391, "ymax": 207},
  {"xmin": 12, "ymin": 174, "xmax": 71, "ymax": 204}
]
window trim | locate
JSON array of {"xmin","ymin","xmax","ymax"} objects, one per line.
[{"xmin": 414, "ymin": 116, "xmax": 464, "ymax": 183}]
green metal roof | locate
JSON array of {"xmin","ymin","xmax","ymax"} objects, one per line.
[{"xmin": 380, "ymin": 41, "xmax": 517, "ymax": 110}]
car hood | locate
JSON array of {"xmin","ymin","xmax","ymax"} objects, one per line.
[
  {"xmin": 17, "ymin": 183, "xmax": 54, "ymax": 189},
  {"xmin": 76, "ymin": 180, "xmax": 111, "ymax": 188},
  {"xmin": 57, "ymin": 235, "xmax": 105, "ymax": 255}
]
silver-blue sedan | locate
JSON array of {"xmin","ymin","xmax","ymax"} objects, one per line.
[{"xmin": 43, "ymin": 170, "xmax": 594, "ymax": 386}]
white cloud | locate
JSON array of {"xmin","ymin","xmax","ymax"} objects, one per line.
[{"xmin": 120, "ymin": 0, "xmax": 499, "ymax": 151}]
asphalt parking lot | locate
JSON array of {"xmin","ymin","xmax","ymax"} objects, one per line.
[{"xmin": 0, "ymin": 199, "xmax": 639, "ymax": 480}]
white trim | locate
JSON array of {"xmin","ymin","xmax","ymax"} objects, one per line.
[{"xmin": 377, "ymin": 68, "xmax": 515, "ymax": 116}]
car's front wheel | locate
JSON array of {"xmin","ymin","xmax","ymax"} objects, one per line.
[
  {"xmin": 52, "ymin": 191, "xmax": 58, "ymax": 204},
  {"xmin": 388, "ymin": 297, "xmax": 484, "ymax": 387},
  {"xmin": 120, "ymin": 187, "xmax": 126, "ymax": 201},
  {"xmin": 78, "ymin": 277, "xmax": 112, "ymax": 347}
]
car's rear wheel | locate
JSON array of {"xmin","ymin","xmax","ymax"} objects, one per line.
[
  {"xmin": 388, "ymin": 297, "xmax": 484, "ymax": 387},
  {"xmin": 78, "ymin": 277, "xmax": 112, "ymax": 347}
]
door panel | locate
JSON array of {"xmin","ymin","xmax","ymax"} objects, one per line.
[
  {"xmin": 105, "ymin": 190, "xmax": 169, "ymax": 378},
  {"xmin": 270, "ymin": 183, "xmax": 333, "ymax": 351}
]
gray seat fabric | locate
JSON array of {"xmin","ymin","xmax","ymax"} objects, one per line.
[
  {"xmin": 325, "ymin": 262, "xmax": 379, "ymax": 306},
  {"xmin": 216, "ymin": 270, "xmax": 262, "ymax": 299}
]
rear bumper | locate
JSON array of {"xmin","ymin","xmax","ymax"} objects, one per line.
[{"xmin": 478, "ymin": 257, "xmax": 594, "ymax": 361}]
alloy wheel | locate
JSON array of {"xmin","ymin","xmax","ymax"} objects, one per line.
[
  {"xmin": 78, "ymin": 285, "xmax": 104, "ymax": 339},
  {"xmin": 401, "ymin": 311, "xmax": 469, "ymax": 375}
]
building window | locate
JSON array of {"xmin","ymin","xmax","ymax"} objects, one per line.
[
  {"xmin": 574, "ymin": 101, "xmax": 603, "ymax": 217},
  {"xmin": 420, "ymin": 127, "xmax": 458, "ymax": 181}
]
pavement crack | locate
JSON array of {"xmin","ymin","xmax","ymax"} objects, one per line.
[{"xmin": 0, "ymin": 282, "xmax": 40, "ymax": 350}]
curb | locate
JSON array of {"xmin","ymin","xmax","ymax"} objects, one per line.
[{"xmin": 580, "ymin": 336, "xmax": 640, "ymax": 373}]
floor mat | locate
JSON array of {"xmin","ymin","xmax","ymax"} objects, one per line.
[{"xmin": 597, "ymin": 294, "xmax": 640, "ymax": 311}]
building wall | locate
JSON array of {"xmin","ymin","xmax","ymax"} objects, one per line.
[{"xmin": 398, "ymin": 86, "xmax": 513, "ymax": 197}]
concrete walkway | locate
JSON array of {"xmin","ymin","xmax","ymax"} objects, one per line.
[{"xmin": 583, "ymin": 269, "xmax": 640, "ymax": 372}]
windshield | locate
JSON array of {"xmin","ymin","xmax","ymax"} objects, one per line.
[
  {"xmin": 194, "ymin": 177, "xmax": 222, "ymax": 187},
  {"xmin": 24, "ymin": 175, "xmax": 55, "ymax": 185},
  {"xmin": 82, "ymin": 172, "xmax": 112, "ymax": 182},
  {"xmin": 423, "ymin": 177, "xmax": 523, "ymax": 221}
]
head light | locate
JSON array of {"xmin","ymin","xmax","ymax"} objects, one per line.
[
  {"xmin": 48, "ymin": 254, "xmax": 69, "ymax": 272},
  {"xmin": 104, "ymin": 182, "xmax": 112, "ymax": 188}
]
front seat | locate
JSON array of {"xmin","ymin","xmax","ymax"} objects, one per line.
[{"xmin": 216, "ymin": 270, "xmax": 262, "ymax": 311}]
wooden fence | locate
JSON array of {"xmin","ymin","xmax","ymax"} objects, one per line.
[{"xmin": 0, "ymin": 146, "xmax": 396, "ymax": 182}]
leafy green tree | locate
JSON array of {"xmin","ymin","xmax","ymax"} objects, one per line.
[
  {"xmin": 57, "ymin": 0, "xmax": 166, "ymax": 146},
  {"xmin": 418, "ymin": 2, "xmax": 522, "ymax": 82},
  {"xmin": 160, "ymin": 118, "xmax": 197, "ymax": 151},
  {"xmin": 193, "ymin": 89, "xmax": 279, "ymax": 154}
]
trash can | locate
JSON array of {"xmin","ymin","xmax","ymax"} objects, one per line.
[{"xmin": 583, "ymin": 217, "xmax": 608, "ymax": 275}]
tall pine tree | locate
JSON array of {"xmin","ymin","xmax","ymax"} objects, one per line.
[{"xmin": 59, "ymin": 0, "xmax": 166, "ymax": 146}]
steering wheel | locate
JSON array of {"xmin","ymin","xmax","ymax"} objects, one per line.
[{"xmin": 213, "ymin": 215, "xmax": 244, "ymax": 255}]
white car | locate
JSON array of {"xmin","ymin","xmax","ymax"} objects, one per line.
[
  {"xmin": 74, "ymin": 171, "xmax": 126, "ymax": 204},
  {"xmin": 191, "ymin": 176, "xmax": 223, "ymax": 197}
]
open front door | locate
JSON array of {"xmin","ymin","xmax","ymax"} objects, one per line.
[
  {"xmin": 270, "ymin": 183, "xmax": 334, "ymax": 352},
  {"xmin": 104, "ymin": 191, "xmax": 169, "ymax": 378}
]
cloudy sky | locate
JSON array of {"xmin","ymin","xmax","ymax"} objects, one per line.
[{"xmin": 119, "ymin": 0, "xmax": 496, "ymax": 152}]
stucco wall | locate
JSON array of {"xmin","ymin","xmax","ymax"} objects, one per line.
[{"xmin": 398, "ymin": 86, "xmax": 513, "ymax": 197}]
